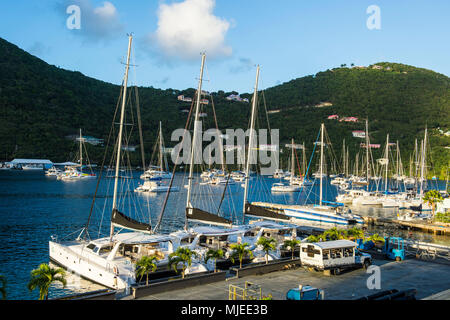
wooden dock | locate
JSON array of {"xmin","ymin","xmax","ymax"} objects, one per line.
[{"xmin": 363, "ymin": 216, "xmax": 450, "ymax": 235}]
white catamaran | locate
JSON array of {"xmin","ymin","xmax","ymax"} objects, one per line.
[{"xmin": 49, "ymin": 36, "xmax": 208, "ymax": 290}]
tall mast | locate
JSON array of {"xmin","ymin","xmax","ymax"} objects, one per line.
[
  {"xmin": 79, "ymin": 128, "xmax": 83, "ymax": 172},
  {"xmin": 290, "ymin": 138, "xmax": 295, "ymax": 184},
  {"xmin": 186, "ymin": 53, "xmax": 206, "ymax": 229},
  {"xmin": 346, "ymin": 146, "xmax": 349, "ymax": 177},
  {"xmin": 414, "ymin": 138, "xmax": 418, "ymax": 178},
  {"xmin": 302, "ymin": 142, "xmax": 306, "ymax": 177},
  {"xmin": 243, "ymin": 65, "xmax": 260, "ymax": 214},
  {"xmin": 110, "ymin": 34, "xmax": 133, "ymax": 241},
  {"xmin": 419, "ymin": 127, "xmax": 427, "ymax": 197},
  {"xmin": 159, "ymin": 121, "xmax": 163, "ymax": 172},
  {"xmin": 365, "ymin": 119, "xmax": 370, "ymax": 190},
  {"xmin": 342, "ymin": 139, "xmax": 345, "ymax": 175},
  {"xmin": 319, "ymin": 123, "xmax": 324, "ymax": 206},
  {"xmin": 385, "ymin": 134, "xmax": 389, "ymax": 193}
]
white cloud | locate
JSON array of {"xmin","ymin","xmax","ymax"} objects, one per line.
[
  {"xmin": 61, "ymin": 0, "xmax": 124, "ymax": 41},
  {"xmin": 153, "ymin": 0, "xmax": 232, "ymax": 61}
]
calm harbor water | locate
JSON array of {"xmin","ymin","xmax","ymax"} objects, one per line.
[{"xmin": 0, "ymin": 169, "xmax": 448, "ymax": 300}]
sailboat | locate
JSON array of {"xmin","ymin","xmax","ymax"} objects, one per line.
[
  {"xmin": 57, "ymin": 129, "xmax": 97, "ymax": 181},
  {"xmin": 271, "ymin": 138, "xmax": 301, "ymax": 192},
  {"xmin": 49, "ymin": 36, "xmax": 209, "ymax": 290},
  {"xmin": 140, "ymin": 122, "xmax": 172, "ymax": 181},
  {"xmin": 135, "ymin": 122, "xmax": 179, "ymax": 193},
  {"xmin": 246, "ymin": 123, "xmax": 363, "ymax": 228}
]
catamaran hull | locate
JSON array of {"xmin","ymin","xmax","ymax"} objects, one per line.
[
  {"xmin": 284, "ymin": 209, "xmax": 362, "ymax": 227},
  {"xmin": 49, "ymin": 241, "xmax": 130, "ymax": 290}
]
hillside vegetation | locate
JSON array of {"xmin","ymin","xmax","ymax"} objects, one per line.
[{"xmin": 0, "ymin": 38, "xmax": 448, "ymax": 177}]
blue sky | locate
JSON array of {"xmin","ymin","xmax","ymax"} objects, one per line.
[{"xmin": 1, "ymin": 0, "xmax": 449, "ymax": 93}]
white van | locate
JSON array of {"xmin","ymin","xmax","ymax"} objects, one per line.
[{"xmin": 300, "ymin": 240, "xmax": 371, "ymax": 275}]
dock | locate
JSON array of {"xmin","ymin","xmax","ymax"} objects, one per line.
[
  {"xmin": 127, "ymin": 258, "xmax": 450, "ymax": 300},
  {"xmin": 363, "ymin": 216, "xmax": 450, "ymax": 235}
]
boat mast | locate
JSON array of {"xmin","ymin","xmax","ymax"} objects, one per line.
[
  {"xmin": 419, "ymin": 127, "xmax": 427, "ymax": 197},
  {"xmin": 185, "ymin": 53, "xmax": 206, "ymax": 230},
  {"xmin": 346, "ymin": 146, "xmax": 349, "ymax": 178},
  {"xmin": 365, "ymin": 119, "xmax": 370, "ymax": 190},
  {"xmin": 342, "ymin": 139, "xmax": 345, "ymax": 176},
  {"xmin": 290, "ymin": 138, "xmax": 295, "ymax": 185},
  {"xmin": 243, "ymin": 65, "xmax": 260, "ymax": 214},
  {"xmin": 110, "ymin": 34, "xmax": 133, "ymax": 241},
  {"xmin": 79, "ymin": 128, "xmax": 83, "ymax": 172},
  {"xmin": 319, "ymin": 123, "xmax": 324, "ymax": 206},
  {"xmin": 302, "ymin": 142, "xmax": 306, "ymax": 177},
  {"xmin": 385, "ymin": 134, "xmax": 389, "ymax": 193},
  {"xmin": 159, "ymin": 121, "xmax": 163, "ymax": 172}
]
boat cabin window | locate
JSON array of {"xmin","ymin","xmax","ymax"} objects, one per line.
[
  {"xmin": 180, "ymin": 236, "xmax": 195, "ymax": 245},
  {"xmin": 98, "ymin": 245, "xmax": 113, "ymax": 255},
  {"xmin": 86, "ymin": 243, "xmax": 96, "ymax": 251},
  {"xmin": 244, "ymin": 231, "xmax": 256, "ymax": 237}
]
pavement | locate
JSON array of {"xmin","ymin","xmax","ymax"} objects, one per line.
[{"xmin": 133, "ymin": 258, "xmax": 450, "ymax": 300}]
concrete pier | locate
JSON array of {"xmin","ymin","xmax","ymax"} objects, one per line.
[
  {"xmin": 130, "ymin": 258, "xmax": 450, "ymax": 300},
  {"xmin": 363, "ymin": 216, "xmax": 450, "ymax": 235}
]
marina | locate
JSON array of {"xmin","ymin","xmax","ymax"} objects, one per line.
[
  {"xmin": 0, "ymin": 2, "xmax": 449, "ymax": 307},
  {"xmin": 0, "ymin": 169, "xmax": 449, "ymax": 300}
]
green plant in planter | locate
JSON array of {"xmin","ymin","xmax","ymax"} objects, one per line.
[{"xmin": 229, "ymin": 242, "xmax": 254, "ymax": 269}]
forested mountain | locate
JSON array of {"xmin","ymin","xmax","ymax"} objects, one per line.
[{"xmin": 0, "ymin": 37, "xmax": 449, "ymax": 177}]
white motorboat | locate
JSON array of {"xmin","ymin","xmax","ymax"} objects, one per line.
[
  {"xmin": 135, "ymin": 180, "xmax": 179, "ymax": 193},
  {"xmin": 45, "ymin": 167, "xmax": 63, "ymax": 176},
  {"xmin": 22, "ymin": 164, "xmax": 44, "ymax": 170},
  {"xmin": 271, "ymin": 183, "xmax": 300, "ymax": 193}
]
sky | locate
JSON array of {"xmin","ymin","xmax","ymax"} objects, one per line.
[{"xmin": 0, "ymin": 0, "xmax": 449, "ymax": 93}]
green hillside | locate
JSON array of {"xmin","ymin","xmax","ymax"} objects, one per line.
[{"xmin": 0, "ymin": 37, "xmax": 449, "ymax": 177}]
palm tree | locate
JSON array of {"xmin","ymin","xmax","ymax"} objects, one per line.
[
  {"xmin": 136, "ymin": 255, "xmax": 159, "ymax": 286},
  {"xmin": 168, "ymin": 247, "xmax": 199, "ymax": 279},
  {"xmin": 204, "ymin": 248, "xmax": 224, "ymax": 273},
  {"xmin": 323, "ymin": 227, "xmax": 345, "ymax": 241},
  {"xmin": 257, "ymin": 237, "xmax": 276, "ymax": 264},
  {"xmin": 230, "ymin": 242, "xmax": 254, "ymax": 269},
  {"xmin": 306, "ymin": 234, "xmax": 322, "ymax": 243},
  {"xmin": 344, "ymin": 227, "xmax": 365, "ymax": 240},
  {"xmin": 0, "ymin": 275, "xmax": 6, "ymax": 300},
  {"xmin": 423, "ymin": 190, "xmax": 444, "ymax": 218},
  {"xmin": 367, "ymin": 233, "xmax": 385, "ymax": 248},
  {"xmin": 27, "ymin": 263, "xmax": 66, "ymax": 300},
  {"xmin": 283, "ymin": 239, "xmax": 300, "ymax": 260}
]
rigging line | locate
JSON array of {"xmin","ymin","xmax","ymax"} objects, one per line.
[
  {"xmin": 135, "ymin": 86, "xmax": 146, "ymax": 171},
  {"xmin": 154, "ymin": 91, "xmax": 196, "ymax": 233},
  {"xmin": 209, "ymin": 93, "xmax": 226, "ymax": 172},
  {"xmin": 216, "ymin": 173, "xmax": 231, "ymax": 216},
  {"xmin": 295, "ymin": 127, "xmax": 321, "ymax": 205},
  {"xmin": 84, "ymin": 81, "xmax": 124, "ymax": 239},
  {"xmin": 261, "ymin": 90, "xmax": 271, "ymax": 133}
]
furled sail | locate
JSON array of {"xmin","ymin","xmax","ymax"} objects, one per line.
[
  {"xmin": 244, "ymin": 203, "xmax": 290, "ymax": 221},
  {"xmin": 186, "ymin": 207, "xmax": 232, "ymax": 228},
  {"xmin": 111, "ymin": 209, "xmax": 152, "ymax": 233}
]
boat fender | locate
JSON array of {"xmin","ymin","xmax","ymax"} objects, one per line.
[{"xmin": 113, "ymin": 266, "xmax": 119, "ymax": 275}]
